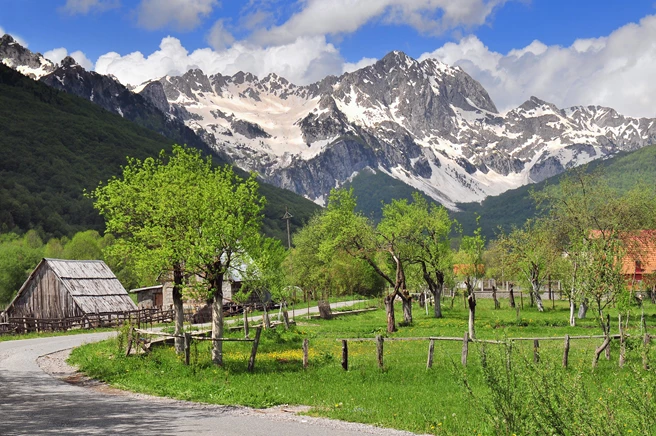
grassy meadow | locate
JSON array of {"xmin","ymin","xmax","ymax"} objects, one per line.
[{"xmin": 69, "ymin": 297, "xmax": 656, "ymax": 435}]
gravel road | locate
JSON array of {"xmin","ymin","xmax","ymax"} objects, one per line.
[{"xmin": 0, "ymin": 305, "xmax": 420, "ymax": 436}]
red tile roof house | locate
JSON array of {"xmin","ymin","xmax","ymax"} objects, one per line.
[{"xmin": 621, "ymin": 230, "xmax": 656, "ymax": 292}]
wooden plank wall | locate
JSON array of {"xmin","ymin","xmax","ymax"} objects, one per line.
[{"xmin": 8, "ymin": 264, "xmax": 82, "ymax": 319}]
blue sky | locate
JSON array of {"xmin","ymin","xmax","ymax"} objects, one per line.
[{"xmin": 2, "ymin": 1, "xmax": 656, "ymax": 116}]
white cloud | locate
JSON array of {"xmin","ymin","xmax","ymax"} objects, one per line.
[
  {"xmin": 420, "ymin": 15, "xmax": 656, "ymax": 117},
  {"xmin": 95, "ymin": 35, "xmax": 343, "ymax": 86},
  {"xmin": 206, "ymin": 20, "xmax": 235, "ymax": 50},
  {"xmin": 44, "ymin": 47, "xmax": 94, "ymax": 69},
  {"xmin": 136, "ymin": 0, "xmax": 218, "ymax": 31},
  {"xmin": 0, "ymin": 26, "xmax": 29, "ymax": 47},
  {"xmin": 44, "ymin": 48, "xmax": 68, "ymax": 64},
  {"xmin": 343, "ymin": 56, "xmax": 377, "ymax": 73},
  {"xmin": 61, "ymin": 0, "xmax": 120, "ymax": 15},
  {"xmin": 251, "ymin": 0, "xmax": 508, "ymax": 46},
  {"xmin": 70, "ymin": 50, "xmax": 94, "ymax": 69}
]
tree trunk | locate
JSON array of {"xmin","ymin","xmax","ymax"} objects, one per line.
[
  {"xmin": 282, "ymin": 301, "xmax": 290, "ymax": 330},
  {"xmin": 172, "ymin": 264, "xmax": 185, "ymax": 354},
  {"xmin": 384, "ymin": 293, "xmax": 397, "ymax": 333},
  {"xmin": 467, "ymin": 290, "xmax": 476, "ymax": 340},
  {"xmin": 533, "ymin": 282, "xmax": 544, "ymax": 312},
  {"xmin": 508, "ymin": 283, "xmax": 516, "ymax": 308},
  {"xmin": 578, "ymin": 298, "xmax": 588, "ymax": 319},
  {"xmin": 211, "ymin": 286, "xmax": 224, "ymax": 366},
  {"xmin": 569, "ymin": 299, "xmax": 576, "ymax": 327},
  {"xmin": 401, "ymin": 292, "xmax": 412, "ymax": 325},
  {"xmin": 262, "ymin": 306, "xmax": 271, "ymax": 329},
  {"xmin": 433, "ymin": 285, "xmax": 443, "ymax": 318},
  {"xmin": 492, "ymin": 285, "xmax": 500, "ymax": 310}
]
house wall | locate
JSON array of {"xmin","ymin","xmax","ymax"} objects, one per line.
[
  {"xmin": 161, "ymin": 282, "xmax": 174, "ymax": 308},
  {"xmin": 136, "ymin": 290, "xmax": 155, "ymax": 309},
  {"xmin": 7, "ymin": 264, "xmax": 82, "ymax": 319}
]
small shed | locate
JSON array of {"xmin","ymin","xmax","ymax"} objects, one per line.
[
  {"xmin": 1, "ymin": 258, "xmax": 137, "ymax": 321},
  {"xmin": 130, "ymin": 285, "xmax": 168, "ymax": 309}
]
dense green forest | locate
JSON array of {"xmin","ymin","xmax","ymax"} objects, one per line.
[{"xmin": 0, "ymin": 64, "xmax": 319, "ymax": 242}]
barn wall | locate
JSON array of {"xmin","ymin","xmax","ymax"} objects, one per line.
[{"xmin": 8, "ymin": 264, "xmax": 81, "ymax": 319}]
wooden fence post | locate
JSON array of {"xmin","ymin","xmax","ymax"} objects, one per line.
[
  {"xmin": 376, "ymin": 335, "xmax": 384, "ymax": 369},
  {"xmin": 125, "ymin": 327, "xmax": 134, "ymax": 357},
  {"xmin": 562, "ymin": 334, "xmax": 570, "ymax": 368},
  {"xmin": 243, "ymin": 309, "xmax": 249, "ymax": 339},
  {"xmin": 184, "ymin": 333, "xmax": 192, "ymax": 366},
  {"xmin": 341, "ymin": 340, "xmax": 348, "ymax": 371},
  {"xmin": 302, "ymin": 338, "xmax": 309, "ymax": 369},
  {"xmin": 461, "ymin": 332, "xmax": 469, "ymax": 366},
  {"xmin": 533, "ymin": 339, "xmax": 540, "ymax": 363},
  {"xmin": 644, "ymin": 334, "xmax": 651, "ymax": 370},
  {"xmin": 619, "ymin": 315, "xmax": 626, "ymax": 368},
  {"xmin": 427, "ymin": 339, "xmax": 435, "ymax": 369},
  {"xmin": 247, "ymin": 327, "xmax": 262, "ymax": 372}
]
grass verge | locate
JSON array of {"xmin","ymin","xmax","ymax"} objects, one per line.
[{"xmin": 69, "ymin": 298, "xmax": 656, "ymax": 435}]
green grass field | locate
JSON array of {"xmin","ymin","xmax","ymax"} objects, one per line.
[{"xmin": 69, "ymin": 298, "xmax": 656, "ymax": 435}]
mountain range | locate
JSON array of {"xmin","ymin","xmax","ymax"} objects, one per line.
[
  {"xmin": 2, "ymin": 33, "xmax": 655, "ymax": 211},
  {"xmin": 0, "ymin": 61, "xmax": 319, "ymax": 240}
]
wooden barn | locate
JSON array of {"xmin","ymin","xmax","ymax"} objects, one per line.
[{"xmin": 1, "ymin": 258, "xmax": 137, "ymax": 321}]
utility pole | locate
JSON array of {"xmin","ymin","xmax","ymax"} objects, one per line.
[
  {"xmin": 281, "ymin": 206, "xmax": 295, "ymax": 313},
  {"xmin": 281, "ymin": 206, "xmax": 293, "ymax": 250}
]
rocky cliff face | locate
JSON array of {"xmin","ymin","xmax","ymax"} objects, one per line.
[
  {"xmin": 0, "ymin": 35, "xmax": 55, "ymax": 79},
  {"xmin": 3, "ymin": 35, "xmax": 655, "ymax": 209}
]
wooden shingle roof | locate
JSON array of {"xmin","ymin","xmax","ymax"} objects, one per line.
[{"xmin": 44, "ymin": 259, "xmax": 137, "ymax": 313}]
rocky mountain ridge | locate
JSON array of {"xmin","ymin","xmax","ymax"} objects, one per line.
[{"xmin": 3, "ymin": 34, "xmax": 655, "ymax": 209}]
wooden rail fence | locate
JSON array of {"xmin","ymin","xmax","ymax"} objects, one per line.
[
  {"xmin": 130, "ymin": 327, "xmax": 263, "ymax": 371},
  {"xmin": 337, "ymin": 332, "xmax": 653, "ymax": 370},
  {"xmin": 3, "ymin": 308, "xmax": 174, "ymax": 334}
]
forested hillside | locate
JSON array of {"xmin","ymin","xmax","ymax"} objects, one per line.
[
  {"xmin": 0, "ymin": 64, "xmax": 319, "ymax": 241},
  {"xmin": 454, "ymin": 143, "xmax": 656, "ymax": 238}
]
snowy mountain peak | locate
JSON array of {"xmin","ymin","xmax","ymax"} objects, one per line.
[
  {"xmin": 0, "ymin": 33, "xmax": 56, "ymax": 80},
  {"xmin": 2, "ymin": 40, "xmax": 655, "ymax": 211}
]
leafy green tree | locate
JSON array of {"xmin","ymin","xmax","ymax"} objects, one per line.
[
  {"xmin": 0, "ymin": 232, "xmax": 44, "ymax": 307},
  {"xmin": 454, "ymin": 225, "xmax": 485, "ymax": 339},
  {"xmin": 62, "ymin": 230, "xmax": 104, "ymax": 260},
  {"xmin": 90, "ymin": 145, "xmax": 213, "ymax": 353},
  {"xmin": 43, "ymin": 237, "xmax": 66, "ymax": 258},
  {"xmin": 183, "ymin": 164, "xmax": 264, "ymax": 365},
  {"xmin": 390, "ymin": 193, "xmax": 454, "ymax": 318},
  {"xmin": 319, "ymin": 188, "xmax": 408, "ymax": 332},
  {"xmin": 287, "ymin": 214, "xmax": 384, "ymax": 301},
  {"xmin": 497, "ymin": 219, "xmax": 560, "ymax": 312},
  {"xmin": 240, "ymin": 237, "xmax": 289, "ymax": 328}
]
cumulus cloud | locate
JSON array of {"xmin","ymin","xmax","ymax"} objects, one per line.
[
  {"xmin": 95, "ymin": 35, "xmax": 343, "ymax": 86},
  {"xmin": 44, "ymin": 47, "xmax": 94, "ymax": 69},
  {"xmin": 420, "ymin": 15, "xmax": 656, "ymax": 117},
  {"xmin": 206, "ymin": 20, "xmax": 235, "ymax": 50},
  {"xmin": 136, "ymin": 0, "xmax": 218, "ymax": 31},
  {"xmin": 251, "ymin": 0, "xmax": 508, "ymax": 46},
  {"xmin": 61, "ymin": 0, "xmax": 120, "ymax": 15}
]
